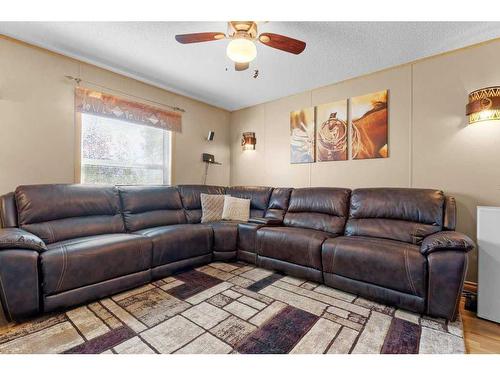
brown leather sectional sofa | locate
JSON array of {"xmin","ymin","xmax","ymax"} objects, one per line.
[{"xmin": 0, "ymin": 184, "xmax": 474, "ymax": 322}]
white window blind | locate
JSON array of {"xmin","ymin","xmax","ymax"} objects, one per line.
[{"xmin": 80, "ymin": 113, "xmax": 171, "ymax": 185}]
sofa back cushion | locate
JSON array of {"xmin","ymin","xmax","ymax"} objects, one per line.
[
  {"xmin": 284, "ymin": 187, "xmax": 351, "ymax": 235},
  {"xmin": 119, "ymin": 186, "xmax": 186, "ymax": 231},
  {"xmin": 264, "ymin": 188, "xmax": 292, "ymax": 221},
  {"xmin": 346, "ymin": 188, "xmax": 445, "ymax": 244},
  {"xmin": 443, "ymin": 196, "xmax": 456, "ymax": 231},
  {"xmin": 0, "ymin": 192, "xmax": 18, "ymax": 228},
  {"xmin": 225, "ymin": 186, "xmax": 273, "ymax": 218},
  {"xmin": 15, "ymin": 184, "xmax": 125, "ymax": 244},
  {"xmin": 178, "ymin": 185, "xmax": 226, "ymax": 223}
]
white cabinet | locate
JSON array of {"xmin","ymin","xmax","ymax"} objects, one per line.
[{"xmin": 477, "ymin": 206, "xmax": 500, "ymax": 323}]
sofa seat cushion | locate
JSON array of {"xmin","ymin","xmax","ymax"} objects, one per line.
[
  {"xmin": 42, "ymin": 233, "xmax": 152, "ymax": 295},
  {"xmin": 257, "ymin": 227, "xmax": 333, "ymax": 270},
  {"xmin": 135, "ymin": 224, "xmax": 213, "ymax": 267},
  {"xmin": 322, "ymin": 236, "xmax": 427, "ymax": 297},
  {"xmin": 207, "ymin": 221, "xmax": 239, "ymax": 252}
]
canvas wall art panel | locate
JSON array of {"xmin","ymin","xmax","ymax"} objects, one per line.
[
  {"xmin": 290, "ymin": 107, "xmax": 315, "ymax": 163},
  {"xmin": 315, "ymin": 100, "xmax": 348, "ymax": 161},
  {"xmin": 350, "ymin": 90, "xmax": 388, "ymax": 159}
]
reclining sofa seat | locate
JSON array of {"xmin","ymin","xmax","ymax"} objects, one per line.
[
  {"xmin": 119, "ymin": 185, "xmax": 213, "ymax": 279},
  {"xmin": 234, "ymin": 187, "xmax": 290, "ymax": 264},
  {"xmin": 322, "ymin": 188, "xmax": 467, "ymax": 319},
  {"xmin": 177, "ymin": 184, "xmax": 230, "ymax": 261},
  {"xmin": 256, "ymin": 187, "xmax": 351, "ymax": 283},
  {"xmin": 177, "ymin": 185, "xmax": 274, "ymax": 261},
  {"xmin": 18, "ymin": 185, "xmax": 152, "ymax": 315},
  {"xmin": 0, "ymin": 183, "xmax": 474, "ymax": 322},
  {"xmin": 0, "ymin": 192, "xmax": 40, "ymax": 319}
]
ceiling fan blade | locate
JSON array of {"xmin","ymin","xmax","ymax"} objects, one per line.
[
  {"xmin": 235, "ymin": 62, "xmax": 249, "ymax": 71},
  {"xmin": 258, "ymin": 33, "xmax": 306, "ymax": 54},
  {"xmin": 175, "ymin": 32, "xmax": 225, "ymax": 44}
]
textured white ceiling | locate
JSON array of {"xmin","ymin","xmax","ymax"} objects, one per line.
[{"xmin": 1, "ymin": 22, "xmax": 500, "ymax": 111}]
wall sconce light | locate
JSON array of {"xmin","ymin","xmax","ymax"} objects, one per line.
[
  {"xmin": 466, "ymin": 86, "xmax": 500, "ymax": 124},
  {"xmin": 241, "ymin": 132, "xmax": 256, "ymax": 150}
]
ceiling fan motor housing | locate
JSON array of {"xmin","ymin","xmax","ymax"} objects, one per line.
[{"xmin": 229, "ymin": 21, "xmax": 258, "ymax": 39}]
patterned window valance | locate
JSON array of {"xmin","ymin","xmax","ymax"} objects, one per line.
[{"xmin": 75, "ymin": 87, "xmax": 182, "ymax": 133}]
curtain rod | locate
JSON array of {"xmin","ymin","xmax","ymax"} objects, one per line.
[{"xmin": 64, "ymin": 75, "xmax": 186, "ymax": 113}]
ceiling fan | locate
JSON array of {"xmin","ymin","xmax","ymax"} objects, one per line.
[{"xmin": 175, "ymin": 21, "xmax": 306, "ymax": 71}]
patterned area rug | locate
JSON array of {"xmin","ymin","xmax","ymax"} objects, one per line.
[{"xmin": 0, "ymin": 261, "xmax": 465, "ymax": 354}]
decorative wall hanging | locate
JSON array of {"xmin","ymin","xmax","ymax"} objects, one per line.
[
  {"xmin": 75, "ymin": 87, "xmax": 182, "ymax": 132},
  {"xmin": 315, "ymin": 100, "xmax": 348, "ymax": 161},
  {"xmin": 350, "ymin": 90, "xmax": 388, "ymax": 159},
  {"xmin": 466, "ymin": 86, "xmax": 500, "ymax": 124},
  {"xmin": 290, "ymin": 107, "xmax": 315, "ymax": 163},
  {"xmin": 241, "ymin": 132, "xmax": 257, "ymax": 150}
]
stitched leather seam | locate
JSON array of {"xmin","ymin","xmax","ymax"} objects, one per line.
[
  {"xmin": 137, "ymin": 238, "xmax": 143, "ymax": 269},
  {"xmin": 427, "ymin": 257, "xmax": 432, "ymax": 314},
  {"xmin": 54, "ymin": 244, "xmax": 66, "ymax": 292},
  {"xmin": 0, "ymin": 271, "xmax": 12, "ymax": 320},
  {"xmin": 207, "ymin": 229, "xmax": 212, "ymax": 254},
  {"xmin": 405, "ymin": 248, "xmax": 418, "ymax": 295},
  {"xmin": 55, "ymin": 244, "xmax": 68, "ymax": 293},
  {"xmin": 47, "ymin": 223, "xmax": 56, "ymax": 244},
  {"xmin": 47, "ymin": 235, "xmax": 113, "ymax": 248},
  {"xmin": 307, "ymin": 238, "xmax": 314, "ymax": 268},
  {"xmin": 452, "ymin": 254, "xmax": 468, "ymax": 320},
  {"xmin": 141, "ymin": 240, "xmax": 148, "ymax": 270},
  {"xmin": 404, "ymin": 247, "xmax": 418, "ymax": 296},
  {"xmin": 330, "ymin": 241, "xmax": 338, "ymax": 273}
]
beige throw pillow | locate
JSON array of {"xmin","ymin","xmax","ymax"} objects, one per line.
[
  {"xmin": 200, "ymin": 193, "xmax": 226, "ymax": 223},
  {"xmin": 222, "ymin": 196, "xmax": 251, "ymax": 222}
]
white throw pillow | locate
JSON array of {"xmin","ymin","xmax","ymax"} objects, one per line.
[
  {"xmin": 222, "ymin": 196, "xmax": 251, "ymax": 222},
  {"xmin": 200, "ymin": 193, "xmax": 226, "ymax": 223}
]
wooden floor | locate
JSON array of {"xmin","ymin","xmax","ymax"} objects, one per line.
[
  {"xmin": 460, "ymin": 298, "xmax": 500, "ymax": 354},
  {"xmin": 1, "ymin": 297, "xmax": 499, "ymax": 353}
]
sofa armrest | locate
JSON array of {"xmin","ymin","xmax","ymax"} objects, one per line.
[
  {"xmin": 427, "ymin": 251, "xmax": 468, "ymax": 320},
  {"xmin": 248, "ymin": 217, "xmax": 282, "ymax": 226},
  {"xmin": 420, "ymin": 231, "xmax": 474, "ymax": 256},
  {"xmin": 0, "ymin": 228, "xmax": 47, "ymax": 252},
  {"xmin": 0, "ymin": 249, "xmax": 41, "ymax": 321}
]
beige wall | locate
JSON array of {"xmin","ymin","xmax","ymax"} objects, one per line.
[
  {"xmin": 1, "ymin": 35, "xmax": 499, "ymax": 282},
  {"xmin": 0, "ymin": 36, "xmax": 231, "ymax": 194},
  {"xmin": 230, "ymin": 38, "xmax": 500, "ymax": 282}
]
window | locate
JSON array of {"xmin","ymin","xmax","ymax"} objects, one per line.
[
  {"xmin": 80, "ymin": 113, "xmax": 171, "ymax": 185},
  {"xmin": 75, "ymin": 87, "xmax": 181, "ymax": 185}
]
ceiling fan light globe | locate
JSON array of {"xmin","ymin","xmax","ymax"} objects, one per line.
[{"xmin": 226, "ymin": 38, "xmax": 257, "ymax": 63}]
